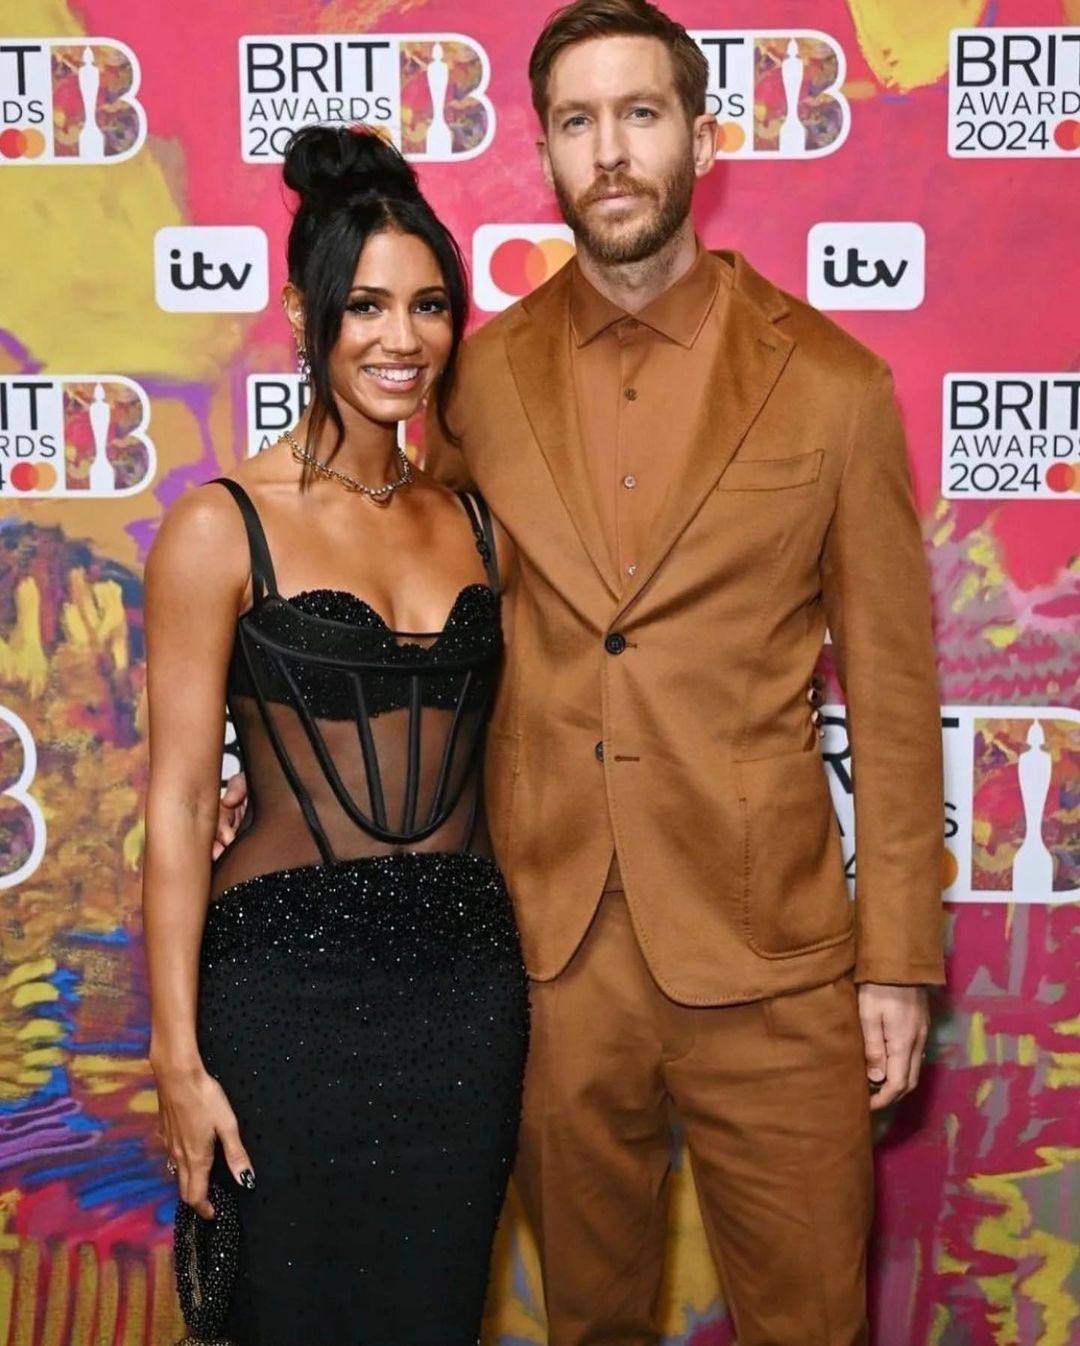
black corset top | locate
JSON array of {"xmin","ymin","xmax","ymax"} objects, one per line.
[{"xmin": 209, "ymin": 477, "xmax": 502, "ymax": 868}]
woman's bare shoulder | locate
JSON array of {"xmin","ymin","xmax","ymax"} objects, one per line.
[{"xmin": 145, "ymin": 477, "xmax": 251, "ymax": 599}]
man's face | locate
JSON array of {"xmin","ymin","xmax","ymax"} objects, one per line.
[{"xmin": 540, "ymin": 35, "xmax": 716, "ymax": 265}]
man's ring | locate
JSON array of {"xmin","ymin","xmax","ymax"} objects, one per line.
[{"xmin": 166, "ymin": 1159, "xmax": 178, "ymax": 1175}]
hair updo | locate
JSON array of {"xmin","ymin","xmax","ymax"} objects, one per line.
[{"xmin": 282, "ymin": 124, "xmax": 468, "ymax": 471}]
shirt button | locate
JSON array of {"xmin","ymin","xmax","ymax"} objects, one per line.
[
  {"xmin": 623, "ymin": 474, "xmax": 637, "ymax": 489},
  {"xmin": 627, "ymin": 563, "xmax": 637, "ymax": 576},
  {"xmin": 605, "ymin": 632, "xmax": 627, "ymax": 655},
  {"xmin": 595, "ymin": 741, "xmax": 605, "ymax": 762},
  {"xmin": 624, "ymin": 387, "xmax": 638, "ymax": 401}
]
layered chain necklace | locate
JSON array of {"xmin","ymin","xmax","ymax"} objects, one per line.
[{"xmin": 281, "ymin": 428, "xmax": 413, "ymax": 507}]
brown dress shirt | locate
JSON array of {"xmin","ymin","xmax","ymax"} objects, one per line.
[{"xmin": 569, "ymin": 242, "xmax": 731, "ymax": 892}]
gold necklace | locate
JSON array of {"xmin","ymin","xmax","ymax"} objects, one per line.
[{"xmin": 281, "ymin": 428, "xmax": 413, "ymax": 506}]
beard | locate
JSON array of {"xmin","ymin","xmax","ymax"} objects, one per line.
[{"xmin": 553, "ymin": 156, "xmax": 696, "ymax": 265}]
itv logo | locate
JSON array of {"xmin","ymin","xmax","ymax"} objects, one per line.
[
  {"xmin": 807, "ymin": 223, "xmax": 925, "ymax": 311},
  {"xmin": 154, "ymin": 227, "xmax": 269, "ymax": 313}
]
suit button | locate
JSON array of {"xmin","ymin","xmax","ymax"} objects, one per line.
[
  {"xmin": 605, "ymin": 632, "xmax": 627, "ymax": 655},
  {"xmin": 595, "ymin": 741, "xmax": 605, "ymax": 762}
]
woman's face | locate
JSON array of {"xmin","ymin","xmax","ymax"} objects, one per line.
[{"xmin": 308, "ymin": 228, "xmax": 454, "ymax": 427}]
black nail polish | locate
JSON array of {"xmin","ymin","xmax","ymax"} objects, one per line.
[{"xmin": 239, "ymin": 1168, "xmax": 256, "ymax": 1190}]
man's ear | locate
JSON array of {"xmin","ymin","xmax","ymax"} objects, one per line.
[
  {"xmin": 692, "ymin": 113, "xmax": 719, "ymax": 178},
  {"xmin": 537, "ymin": 136, "xmax": 555, "ymax": 190}
]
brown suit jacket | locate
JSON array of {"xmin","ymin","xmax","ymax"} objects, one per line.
[{"xmin": 429, "ymin": 250, "xmax": 946, "ymax": 1005}]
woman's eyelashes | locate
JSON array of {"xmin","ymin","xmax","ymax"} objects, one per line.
[{"xmin": 344, "ymin": 297, "xmax": 449, "ymax": 317}]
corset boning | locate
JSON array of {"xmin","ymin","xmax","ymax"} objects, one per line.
[{"xmin": 210, "ymin": 583, "xmax": 502, "ymax": 898}]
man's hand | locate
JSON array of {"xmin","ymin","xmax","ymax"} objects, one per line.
[
  {"xmin": 213, "ymin": 771, "xmax": 248, "ymax": 860},
  {"xmin": 857, "ymin": 983, "xmax": 930, "ymax": 1111}
]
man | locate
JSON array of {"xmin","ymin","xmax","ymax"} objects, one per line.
[{"xmin": 218, "ymin": 3, "xmax": 945, "ymax": 1341}]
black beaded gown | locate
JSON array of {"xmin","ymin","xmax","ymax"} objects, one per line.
[{"xmin": 173, "ymin": 478, "xmax": 528, "ymax": 1346}]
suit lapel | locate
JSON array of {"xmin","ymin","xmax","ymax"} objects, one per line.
[
  {"xmin": 610, "ymin": 263, "xmax": 795, "ymax": 626},
  {"xmin": 506, "ymin": 272, "xmax": 621, "ymax": 602}
]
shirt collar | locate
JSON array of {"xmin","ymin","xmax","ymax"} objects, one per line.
[{"xmin": 569, "ymin": 241, "xmax": 725, "ymax": 349}]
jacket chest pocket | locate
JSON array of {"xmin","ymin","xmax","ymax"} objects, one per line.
[{"xmin": 717, "ymin": 449, "xmax": 823, "ymax": 492}]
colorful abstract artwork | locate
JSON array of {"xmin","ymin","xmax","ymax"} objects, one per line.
[{"xmin": 0, "ymin": 0, "xmax": 1077, "ymax": 1343}]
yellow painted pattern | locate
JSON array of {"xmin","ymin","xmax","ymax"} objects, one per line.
[
  {"xmin": 969, "ymin": 1152, "xmax": 1080, "ymax": 1346},
  {"xmin": 969, "ymin": 1010, "xmax": 989, "ymax": 1066},
  {"xmin": 68, "ymin": 1246, "xmax": 97, "ymax": 1346},
  {"xmin": 0, "ymin": 582, "xmax": 48, "ymax": 700},
  {"xmin": 61, "ymin": 575, "xmax": 129, "ymax": 674},
  {"xmin": 847, "ymin": 0, "xmax": 989, "ymax": 91},
  {"xmin": 40, "ymin": 1248, "xmax": 69, "ymax": 1346}
]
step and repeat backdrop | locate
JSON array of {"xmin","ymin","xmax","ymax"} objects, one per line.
[{"xmin": 0, "ymin": 0, "xmax": 1077, "ymax": 1343}]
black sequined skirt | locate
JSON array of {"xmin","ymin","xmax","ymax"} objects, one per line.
[{"xmin": 181, "ymin": 851, "xmax": 529, "ymax": 1346}]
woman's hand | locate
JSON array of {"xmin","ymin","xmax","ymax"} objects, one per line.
[
  {"xmin": 213, "ymin": 771, "xmax": 249, "ymax": 859},
  {"xmin": 808, "ymin": 673, "xmax": 825, "ymax": 737},
  {"xmin": 154, "ymin": 1056, "xmax": 255, "ymax": 1218}
]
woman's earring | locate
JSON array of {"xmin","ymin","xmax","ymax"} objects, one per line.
[{"xmin": 296, "ymin": 339, "xmax": 311, "ymax": 384}]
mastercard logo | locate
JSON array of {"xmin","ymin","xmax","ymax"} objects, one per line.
[
  {"xmin": 472, "ymin": 224, "xmax": 575, "ymax": 312},
  {"xmin": 7, "ymin": 462, "xmax": 58, "ymax": 492},
  {"xmin": 0, "ymin": 128, "xmax": 47, "ymax": 160},
  {"xmin": 715, "ymin": 122, "xmax": 748, "ymax": 154},
  {"xmin": 488, "ymin": 236, "xmax": 575, "ymax": 297},
  {"xmin": 1046, "ymin": 462, "xmax": 1080, "ymax": 493},
  {"xmin": 1053, "ymin": 118, "xmax": 1080, "ymax": 151}
]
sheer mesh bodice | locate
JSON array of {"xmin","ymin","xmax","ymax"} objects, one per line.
[{"xmin": 208, "ymin": 478, "xmax": 502, "ymax": 901}]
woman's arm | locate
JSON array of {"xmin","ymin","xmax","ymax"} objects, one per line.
[
  {"xmin": 142, "ymin": 483, "xmax": 254, "ymax": 1215},
  {"xmin": 491, "ymin": 513, "xmax": 517, "ymax": 652}
]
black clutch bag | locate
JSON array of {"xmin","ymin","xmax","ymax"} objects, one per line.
[{"xmin": 173, "ymin": 1169, "xmax": 241, "ymax": 1344}]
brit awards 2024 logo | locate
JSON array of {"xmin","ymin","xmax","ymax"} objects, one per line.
[
  {"xmin": 0, "ymin": 377, "xmax": 155, "ymax": 498},
  {"xmin": 0, "ymin": 39, "xmax": 146, "ymax": 164},
  {"xmin": 942, "ymin": 374, "xmax": 1080, "ymax": 499},
  {"xmin": 246, "ymin": 375, "xmax": 311, "ymax": 456},
  {"xmin": 949, "ymin": 27, "xmax": 1080, "ymax": 156},
  {"xmin": 472, "ymin": 224, "xmax": 575, "ymax": 313},
  {"xmin": 806, "ymin": 223, "xmax": 925, "ymax": 311},
  {"xmin": 0, "ymin": 706, "xmax": 45, "ymax": 890},
  {"xmin": 238, "ymin": 35, "xmax": 494, "ymax": 163},
  {"xmin": 690, "ymin": 30, "xmax": 849, "ymax": 158},
  {"xmin": 822, "ymin": 706, "xmax": 1080, "ymax": 906}
]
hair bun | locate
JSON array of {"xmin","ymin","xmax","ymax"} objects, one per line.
[{"xmin": 282, "ymin": 124, "xmax": 419, "ymax": 209}]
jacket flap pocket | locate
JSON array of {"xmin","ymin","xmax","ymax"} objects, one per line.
[{"xmin": 717, "ymin": 449, "xmax": 823, "ymax": 491}]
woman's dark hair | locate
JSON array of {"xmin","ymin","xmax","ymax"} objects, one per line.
[{"xmin": 282, "ymin": 124, "xmax": 468, "ymax": 478}]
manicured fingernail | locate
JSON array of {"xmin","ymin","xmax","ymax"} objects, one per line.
[{"xmin": 239, "ymin": 1169, "xmax": 255, "ymax": 1190}]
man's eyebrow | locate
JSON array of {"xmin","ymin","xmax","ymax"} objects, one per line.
[
  {"xmin": 614, "ymin": 88, "xmax": 669, "ymax": 104},
  {"xmin": 549, "ymin": 89, "xmax": 670, "ymax": 117},
  {"xmin": 549, "ymin": 98, "xmax": 593, "ymax": 118}
]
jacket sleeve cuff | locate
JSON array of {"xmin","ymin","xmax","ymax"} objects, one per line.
[{"xmin": 854, "ymin": 959, "xmax": 947, "ymax": 987}]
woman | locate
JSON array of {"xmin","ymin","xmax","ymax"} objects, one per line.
[{"xmin": 142, "ymin": 125, "xmax": 528, "ymax": 1346}]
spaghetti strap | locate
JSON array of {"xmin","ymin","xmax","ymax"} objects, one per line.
[
  {"xmin": 209, "ymin": 476, "xmax": 280, "ymax": 604},
  {"xmin": 457, "ymin": 490, "xmax": 500, "ymax": 595}
]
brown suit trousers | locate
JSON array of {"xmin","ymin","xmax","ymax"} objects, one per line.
[{"xmin": 429, "ymin": 251, "xmax": 944, "ymax": 1344}]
